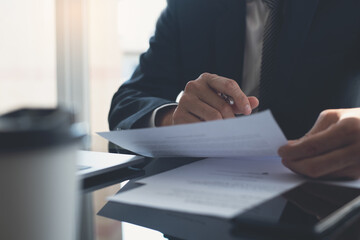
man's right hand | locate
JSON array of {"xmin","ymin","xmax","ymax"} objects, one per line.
[{"xmin": 156, "ymin": 73, "xmax": 259, "ymax": 126}]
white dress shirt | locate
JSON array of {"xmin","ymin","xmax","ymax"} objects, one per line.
[{"xmin": 149, "ymin": 0, "xmax": 270, "ymax": 127}]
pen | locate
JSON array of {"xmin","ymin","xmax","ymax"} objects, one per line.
[{"xmin": 218, "ymin": 93, "xmax": 234, "ymax": 105}]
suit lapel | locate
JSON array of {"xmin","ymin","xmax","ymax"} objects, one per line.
[
  {"xmin": 276, "ymin": 0, "xmax": 320, "ymax": 82},
  {"xmin": 215, "ymin": 0, "xmax": 246, "ymax": 85}
]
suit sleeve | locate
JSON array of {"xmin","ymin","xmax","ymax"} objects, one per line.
[{"xmin": 108, "ymin": 0, "xmax": 182, "ymax": 130}]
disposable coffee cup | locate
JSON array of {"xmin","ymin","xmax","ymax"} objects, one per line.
[{"xmin": 0, "ymin": 108, "xmax": 85, "ymax": 240}]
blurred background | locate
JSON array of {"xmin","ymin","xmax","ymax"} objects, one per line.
[{"xmin": 0, "ymin": 0, "xmax": 167, "ymax": 239}]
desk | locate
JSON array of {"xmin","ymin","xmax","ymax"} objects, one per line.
[
  {"xmin": 85, "ymin": 135, "xmax": 360, "ymax": 240},
  {"xmin": 97, "ymin": 157, "xmax": 360, "ymax": 240}
]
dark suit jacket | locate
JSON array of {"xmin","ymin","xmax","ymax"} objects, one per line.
[{"xmin": 109, "ymin": 0, "xmax": 360, "ymax": 139}]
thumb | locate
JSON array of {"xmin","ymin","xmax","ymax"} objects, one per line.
[{"xmin": 248, "ymin": 96, "xmax": 259, "ymax": 110}]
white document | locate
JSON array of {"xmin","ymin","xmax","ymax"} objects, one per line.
[
  {"xmin": 109, "ymin": 157, "xmax": 305, "ymax": 218},
  {"xmin": 98, "ymin": 110, "xmax": 287, "ymax": 158}
]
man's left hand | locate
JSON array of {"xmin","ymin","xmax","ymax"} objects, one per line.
[{"xmin": 278, "ymin": 108, "xmax": 360, "ymax": 179}]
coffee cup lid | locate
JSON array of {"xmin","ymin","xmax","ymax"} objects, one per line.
[{"xmin": 0, "ymin": 108, "xmax": 86, "ymax": 152}]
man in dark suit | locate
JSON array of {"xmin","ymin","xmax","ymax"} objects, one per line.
[{"xmin": 109, "ymin": 0, "xmax": 360, "ymax": 179}]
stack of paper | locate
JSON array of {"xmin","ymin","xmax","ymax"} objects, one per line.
[
  {"xmin": 99, "ymin": 110, "xmax": 360, "ymax": 219},
  {"xmin": 109, "ymin": 157, "xmax": 304, "ymax": 218}
]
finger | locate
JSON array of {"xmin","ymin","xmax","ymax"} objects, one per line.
[
  {"xmin": 203, "ymin": 74, "xmax": 252, "ymax": 115},
  {"xmin": 282, "ymin": 142, "xmax": 360, "ymax": 178},
  {"xmin": 306, "ymin": 110, "xmax": 341, "ymax": 136},
  {"xmin": 172, "ymin": 107, "xmax": 202, "ymax": 125},
  {"xmin": 178, "ymin": 93, "xmax": 223, "ymax": 121},
  {"xmin": 278, "ymin": 122, "xmax": 356, "ymax": 160},
  {"xmin": 287, "ymin": 140, "xmax": 298, "ymax": 145},
  {"xmin": 232, "ymin": 96, "xmax": 259, "ymax": 115},
  {"xmin": 184, "ymin": 76, "xmax": 236, "ymax": 118},
  {"xmin": 195, "ymin": 86, "xmax": 235, "ymax": 119}
]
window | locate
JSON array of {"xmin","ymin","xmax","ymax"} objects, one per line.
[
  {"xmin": 89, "ymin": 0, "xmax": 167, "ymax": 135},
  {"xmin": 88, "ymin": 1, "xmax": 166, "ymax": 239},
  {"xmin": 0, "ymin": 0, "xmax": 57, "ymax": 114}
]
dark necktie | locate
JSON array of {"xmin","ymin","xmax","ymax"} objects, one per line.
[{"xmin": 259, "ymin": 0, "xmax": 283, "ymax": 110}]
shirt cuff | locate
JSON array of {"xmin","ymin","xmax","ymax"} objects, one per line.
[{"xmin": 149, "ymin": 103, "xmax": 178, "ymax": 127}]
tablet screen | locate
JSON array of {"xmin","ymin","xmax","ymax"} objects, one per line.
[{"xmin": 234, "ymin": 182, "xmax": 360, "ymax": 229}]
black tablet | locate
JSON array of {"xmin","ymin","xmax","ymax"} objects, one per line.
[{"xmin": 231, "ymin": 181, "xmax": 360, "ymax": 240}]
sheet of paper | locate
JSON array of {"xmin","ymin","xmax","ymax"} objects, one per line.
[
  {"xmin": 76, "ymin": 150, "xmax": 141, "ymax": 178},
  {"xmin": 109, "ymin": 157, "xmax": 305, "ymax": 218},
  {"xmin": 98, "ymin": 110, "xmax": 287, "ymax": 158}
]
